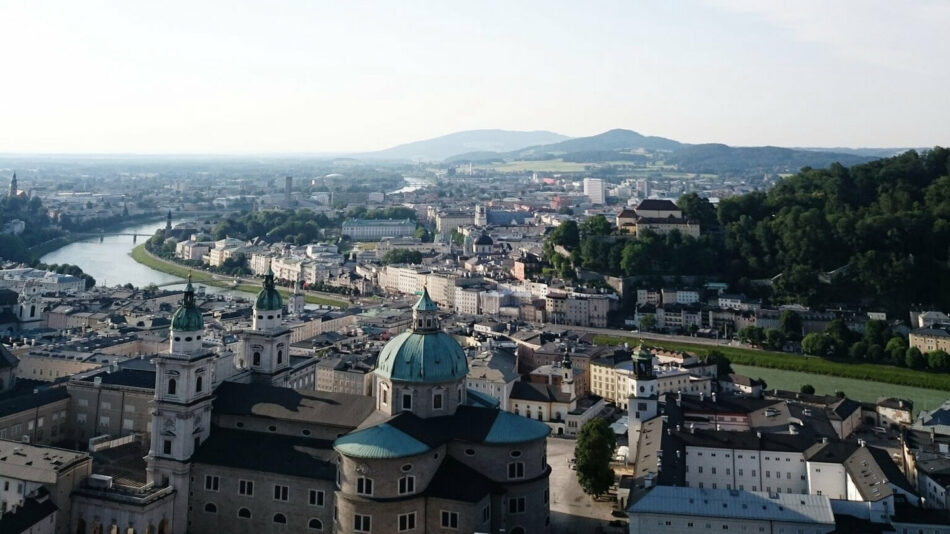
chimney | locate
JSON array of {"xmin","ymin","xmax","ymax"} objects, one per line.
[
  {"xmin": 788, "ymin": 424, "xmax": 798, "ymax": 435},
  {"xmin": 699, "ymin": 392, "xmax": 704, "ymax": 402},
  {"xmin": 712, "ymin": 392, "xmax": 717, "ymax": 403},
  {"xmin": 858, "ymin": 439, "xmax": 867, "ymax": 447},
  {"xmin": 821, "ymin": 436, "xmax": 828, "ymax": 444},
  {"xmin": 689, "ymin": 424, "xmax": 695, "ymax": 435},
  {"xmin": 93, "ymin": 376, "xmax": 102, "ymax": 387}
]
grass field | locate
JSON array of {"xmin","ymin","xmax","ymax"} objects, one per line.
[
  {"xmin": 130, "ymin": 245, "xmax": 348, "ymax": 308},
  {"xmin": 731, "ymin": 364, "xmax": 947, "ymax": 414},
  {"xmin": 593, "ymin": 335, "xmax": 950, "ymax": 392}
]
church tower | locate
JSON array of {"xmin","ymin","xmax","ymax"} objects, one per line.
[
  {"xmin": 627, "ymin": 344, "xmax": 658, "ymax": 463},
  {"xmin": 146, "ymin": 277, "xmax": 215, "ymax": 534},
  {"xmin": 242, "ymin": 266, "xmax": 291, "ymax": 385},
  {"xmin": 287, "ymin": 275, "xmax": 306, "ymax": 317},
  {"xmin": 8, "ymin": 172, "xmax": 17, "ymax": 197}
]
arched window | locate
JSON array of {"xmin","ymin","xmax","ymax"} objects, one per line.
[
  {"xmin": 273, "ymin": 513, "xmax": 286, "ymax": 524},
  {"xmin": 195, "ymin": 376, "xmax": 203, "ymax": 393},
  {"xmin": 204, "ymin": 503, "xmax": 216, "ymax": 513},
  {"xmin": 253, "ymin": 352, "xmax": 261, "ymax": 366},
  {"xmin": 277, "ymin": 350, "xmax": 283, "ymax": 364},
  {"xmin": 238, "ymin": 508, "xmax": 251, "ymax": 519},
  {"xmin": 308, "ymin": 518, "xmax": 323, "ymax": 530},
  {"xmin": 167, "ymin": 379, "xmax": 177, "ymax": 395},
  {"xmin": 30, "ymin": 305, "xmax": 35, "ymax": 317}
]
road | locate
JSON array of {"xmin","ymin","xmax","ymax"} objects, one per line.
[{"xmin": 547, "ymin": 437, "xmax": 625, "ymax": 534}]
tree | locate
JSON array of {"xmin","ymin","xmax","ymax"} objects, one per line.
[
  {"xmin": 800, "ymin": 384, "xmax": 816, "ymax": 395},
  {"xmin": 848, "ymin": 341, "xmax": 869, "ymax": 361},
  {"xmin": 737, "ymin": 326, "xmax": 764, "ymax": 345},
  {"xmin": 414, "ymin": 226, "xmax": 433, "ymax": 243},
  {"xmin": 677, "ymin": 192, "xmax": 717, "ymax": 228},
  {"xmin": 574, "ymin": 418, "xmax": 617, "ymax": 497},
  {"xmin": 779, "ymin": 310, "xmax": 803, "ymax": 341},
  {"xmin": 639, "ymin": 314, "xmax": 657, "ymax": 332},
  {"xmin": 705, "ymin": 350, "xmax": 733, "ymax": 377},
  {"xmin": 905, "ymin": 346, "xmax": 926, "ymax": 369},
  {"xmin": 763, "ymin": 329, "xmax": 785, "ymax": 351},
  {"xmin": 802, "ymin": 333, "xmax": 833, "ymax": 357},
  {"xmin": 580, "ymin": 215, "xmax": 611, "ymax": 237},
  {"xmin": 449, "ymin": 229, "xmax": 464, "ymax": 247},
  {"xmin": 927, "ymin": 350, "xmax": 950, "ymax": 371},
  {"xmin": 885, "ymin": 336, "xmax": 908, "ymax": 366},
  {"xmin": 381, "ymin": 249, "xmax": 423, "ymax": 265}
]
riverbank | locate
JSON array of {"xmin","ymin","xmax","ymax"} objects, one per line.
[
  {"xmin": 130, "ymin": 244, "xmax": 349, "ymax": 308},
  {"xmin": 593, "ymin": 334, "xmax": 950, "ymax": 392}
]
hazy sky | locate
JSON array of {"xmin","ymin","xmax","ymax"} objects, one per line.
[{"xmin": 1, "ymin": 0, "xmax": 948, "ymax": 153}]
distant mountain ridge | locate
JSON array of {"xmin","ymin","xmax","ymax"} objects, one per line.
[
  {"xmin": 360, "ymin": 129, "xmax": 570, "ymax": 161},
  {"xmin": 441, "ymin": 128, "xmax": 880, "ymax": 175}
]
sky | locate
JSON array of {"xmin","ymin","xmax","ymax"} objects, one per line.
[{"xmin": 1, "ymin": 0, "xmax": 948, "ymax": 154}]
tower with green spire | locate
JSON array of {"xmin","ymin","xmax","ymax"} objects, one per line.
[
  {"xmin": 242, "ymin": 263, "xmax": 291, "ymax": 384},
  {"xmin": 147, "ymin": 273, "xmax": 215, "ymax": 530}
]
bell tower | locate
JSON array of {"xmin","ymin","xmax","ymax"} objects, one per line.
[
  {"xmin": 243, "ymin": 266, "xmax": 291, "ymax": 385},
  {"xmin": 146, "ymin": 277, "xmax": 215, "ymax": 534},
  {"xmin": 627, "ymin": 344, "xmax": 658, "ymax": 463}
]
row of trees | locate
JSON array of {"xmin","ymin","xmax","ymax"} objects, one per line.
[{"xmin": 32, "ymin": 262, "xmax": 97, "ymax": 289}]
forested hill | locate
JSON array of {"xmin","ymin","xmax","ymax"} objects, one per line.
[{"xmin": 546, "ymin": 148, "xmax": 950, "ymax": 314}]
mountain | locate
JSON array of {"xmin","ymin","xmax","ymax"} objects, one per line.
[
  {"xmin": 361, "ymin": 129, "xmax": 570, "ymax": 161},
  {"xmin": 511, "ymin": 128, "xmax": 683, "ymax": 157},
  {"xmin": 666, "ymin": 144, "xmax": 878, "ymax": 175}
]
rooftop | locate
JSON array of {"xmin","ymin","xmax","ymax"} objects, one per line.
[
  {"xmin": 212, "ymin": 381, "xmax": 375, "ymax": 430},
  {"xmin": 628, "ymin": 486, "xmax": 835, "ymax": 525},
  {"xmin": 0, "ymin": 439, "xmax": 90, "ymax": 483},
  {"xmin": 192, "ymin": 427, "xmax": 336, "ymax": 480}
]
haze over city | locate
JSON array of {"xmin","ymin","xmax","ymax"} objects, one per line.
[{"xmin": 1, "ymin": 0, "xmax": 949, "ymax": 154}]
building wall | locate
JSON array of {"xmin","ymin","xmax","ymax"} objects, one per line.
[
  {"xmin": 684, "ymin": 445, "xmax": 808, "ymax": 494},
  {"xmin": 628, "ymin": 513, "xmax": 833, "ymax": 534},
  {"xmin": 0, "ymin": 397, "xmax": 70, "ymax": 445},
  {"xmin": 15, "ymin": 354, "xmax": 102, "ymax": 382},
  {"xmin": 188, "ymin": 462, "xmax": 335, "ymax": 534},
  {"xmin": 67, "ymin": 383, "xmax": 153, "ymax": 444},
  {"xmin": 910, "ymin": 331, "xmax": 950, "ymax": 353}
]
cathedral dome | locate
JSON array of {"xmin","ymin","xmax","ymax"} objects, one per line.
[
  {"xmin": 375, "ymin": 289, "xmax": 468, "ymax": 383},
  {"xmin": 171, "ymin": 277, "xmax": 203, "ymax": 331},
  {"xmin": 474, "ymin": 233, "xmax": 493, "ymax": 246},
  {"xmin": 255, "ymin": 267, "xmax": 283, "ymax": 311}
]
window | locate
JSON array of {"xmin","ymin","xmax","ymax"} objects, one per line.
[
  {"xmin": 273, "ymin": 513, "xmax": 287, "ymax": 524},
  {"xmin": 398, "ymin": 476, "xmax": 415, "ymax": 495},
  {"xmin": 204, "ymin": 503, "xmax": 217, "ymax": 513},
  {"xmin": 441, "ymin": 511, "xmax": 459, "ymax": 529},
  {"xmin": 163, "ymin": 440, "xmax": 172, "ymax": 454},
  {"xmin": 544, "ymin": 488, "xmax": 549, "ymax": 504},
  {"xmin": 482, "ymin": 504, "xmax": 490, "ymax": 523},
  {"xmin": 357, "ymin": 477, "xmax": 373, "ymax": 496},
  {"xmin": 205, "ymin": 475, "xmax": 219, "ymax": 491},
  {"xmin": 508, "ymin": 462, "xmax": 525, "ymax": 479},
  {"xmin": 167, "ymin": 379, "xmax": 177, "ymax": 395},
  {"xmin": 277, "ymin": 350, "xmax": 283, "ymax": 364},
  {"xmin": 196, "ymin": 376, "xmax": 203, "ymax": 393},
  {"xmin": 508, "ymin": 497, "xmax": 526, "ymax": 514},
  {"xmin": 309, "ymin": 489, "xmax": 324, "ymax": 506},
  {"xmin": 402, "ymin": 393, "xmax": 412, "ymax": 410},
  {"xmin": 308, "ymin": 518, "xmax": 323, "ymax": 530},
  {"xmin": 238, "ymin": 508, "xmax": 251, "ymax": 519},
  {"xmin": 433, "ymin": 393, "xmax": 443, "ymax": 410},
  {"xmin": 398, "ymin": 512, "xmax": 416, "ymax": 531},
  {"xmin": 381, "ymin": 388, "xmax": 388, "ymax": 405},
  {"xmin": 239, "ymin": 480, "xmax": 254, "ymax": 496},
  {"xmin": 253, "ymin": 352, "xmax": 261, "ymax": 366},
  {"xmin": 273, "ymin": 484, "xmax": 289, "ymax": 501},
  {"xmin": 353, "ymin": 514, "xmax": 371, "ymax": 532}
]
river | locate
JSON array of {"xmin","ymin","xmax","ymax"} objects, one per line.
[{"xmin": 40, "ymin": 219, "xmax": 254, "ymax": 298}]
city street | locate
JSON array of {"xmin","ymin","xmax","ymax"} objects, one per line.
[{"xmin": 547, "ymin": 437, "xmax": 625, "ymax": 534}]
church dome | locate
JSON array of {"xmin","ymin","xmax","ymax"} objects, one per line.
[
  {"xmin": 255, "ymin": 267, "xmax": 283, "ymax": 311},
  {"xmin": 171, "ymin": 277, "xmax": 203, "ymax": 331},
  {"xmin": 375, "ymin": 289, "xmax": 468, "ymax": 383},
  {"xmin": 474, "ymin": 233, "xmax": 493, "ymax": 246}
]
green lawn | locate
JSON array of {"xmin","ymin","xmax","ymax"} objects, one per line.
[
  {"xmin": 593, "ymin": 334, "xmax": 950, "ymax": 392},
  {"xmin": 731, "ymin": 364, "xmax": 947, "ymax": 414},
  {"xmin": 130, "ymin": 245, "xmax": 348, "ymax": 308}
]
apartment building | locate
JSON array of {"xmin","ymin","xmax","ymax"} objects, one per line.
[{"xmin": 341, "ymin": 218, "xmax": 415, "ymax": 241}]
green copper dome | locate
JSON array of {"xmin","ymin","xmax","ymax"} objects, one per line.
[
  {"xmin": 255, "ymin": 266, "xmax": 283, "ymax": 311},
  {"xmin": 376, "ymin": 330, "xmax": 468, "ymax": 383},
  {"xmin": 171, "ymin": 277, "xmax": 203, "ymax": 331}
]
